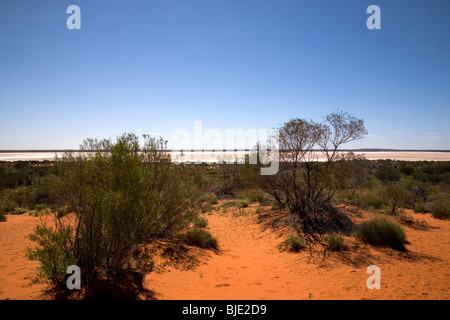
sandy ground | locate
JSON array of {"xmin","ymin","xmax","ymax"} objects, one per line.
[
  {"xmin": 0, "ymin": 214, "xmax": 46, "ymax": 300},
  {"xmin": 0, "ymin": 206, "xmax": 449, "ymax": 300}
]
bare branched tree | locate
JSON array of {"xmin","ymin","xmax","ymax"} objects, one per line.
[{"xmin": 266, "ymin": 110, "xmax": 367, "ymax": 237}]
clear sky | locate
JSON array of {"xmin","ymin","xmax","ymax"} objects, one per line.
[{"xmin": 0, "ymin": 0, "xmax": 449, "ymax": 150}]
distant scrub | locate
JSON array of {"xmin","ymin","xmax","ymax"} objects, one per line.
[
  {"xmin": 179, "ymin": 229, "xmax": 218, "ymax": 250},
  {"xmin": 375, "ymin": 164, "xmax": 401, "ymax": 185},
  {"xmin": 356, "ymin": 217, "xmax": 406, "ymax": 251},
  {"xmin": 0, "ymin": 211, "xmax": 6, "ymax": 222}
]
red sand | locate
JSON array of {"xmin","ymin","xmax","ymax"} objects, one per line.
[{"xmin": 1, "ymin": 206, "xmax": 449, "ymax": 300}]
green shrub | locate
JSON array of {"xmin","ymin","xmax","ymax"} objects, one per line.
[
  {"xmin": 179, "ymin": 229, "xmax": 218, "ymax": 249},
  {"xmin": 199, "ymin": 192, "xmax": 218, "ymax": 205},
  {"xmin": 27, "ymin": 133, "xmax": 190, "ymax": 298},
  {"xmin": 1, "ymin": 199, "xmax": 17, "ymax": 213},
  {"xmin": 284, "ymin": 235, "xmax": 306, "ymax": 252},
  {"xmin": 201, "ymin": 203, "xmax": 213, "ymax": 213},
  {"xmin": 31, "ymin": 206, "xmax": 51, "ymax": 217},
  {"xmin": 325, "ymin": 233, "xmax": 347, "ymax": 251},
  {"xmin": 237, "ymin": 199, "xmax": 251, "ymax": 208},
  {"xmin": 413, "ymin": 202, "xmax": 427, "ymax": 213},
  {"xmin": 220, "ymin": 201, "xmax": 237, "ymax": 209},
  {"xmin": 13, "ymin": 207, "xmax": 29, "ymax": 215},
  {"xmin": 375, "ymin": 165, "xmax": 401, "ymax": 185},
  {"xmin": 383, "ymin": 184, "xmax": 411, "ymax": 215},
  {"xmin": 353, "ymin": 188, "xmax": 385, "ymax": 209},
  {"xmin": 34, "ymin": 204, "xmax": 46, "ymax": 213},
  {"xmin": 431, "ymin": 199, "xmax": 450, "ymax": 220},
  {"xmin": 239, "ymin": 189, "xmax": 270, "ymax": 203},
  {"xmin": 356, "ymin": 217, "xmax": 407, "ymax": 251},
  {"xmin": 0, "ymin": 211, "xmax": 6, "ymax": 222},
  {"xmin": 193, "ymin": 216, "xmax": 208, "ymax": 228}
]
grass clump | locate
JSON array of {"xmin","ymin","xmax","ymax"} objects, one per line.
[
  {"xmin": 431, "ymin": 198, "xmax": 450, "ymax": 220},
  {"xmin": 237, "ymin": 199, "xmax": 251, "ymax": 208},
  {"xmin": 193, "ymin": 216, "xmax": 208, "ymax": 228},
  {"xmin": 13, "ymin": 207, "xmax": 29, "ymax": 215},
  {"xmin": 239, "ymin": 189, "xmax": 270, "ymax": 203},
  {"xmin": 353, "ymin": 188, "xmax": 385, "ymax": 210},
  {"xmin": 284, "ymin": 235, "xmax": 306, "ymax": 252},
  {"xmin": 199, "ymin": 192, "xmax": 218, "ymax": 205},
  {"xmin": 179, "ymin": 229, "xmax": 218, "ymax": 250},
  {"xmin": 325, "ymin": 233, "xmax": 347, "ymax": 251},
  {"xmin": 356, "ymin": 217, "xmax": 407, "ymax": 251}
]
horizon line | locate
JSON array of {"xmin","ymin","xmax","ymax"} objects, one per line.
[{"xmin": 1, "ymin": 148, "xmax": 450, "ymax": 153}]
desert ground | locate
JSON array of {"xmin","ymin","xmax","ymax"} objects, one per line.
[{"xmin": 1, "ymin": 203, "xmax": 449, "ymax": 300}]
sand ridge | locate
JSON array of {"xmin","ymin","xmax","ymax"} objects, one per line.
[{"xmin": 0, "ymin": 206, "xmax": 449, "ymax": 300}]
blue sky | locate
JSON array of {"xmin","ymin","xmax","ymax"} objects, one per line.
[{"xmin": 0, "ymin": 0, "xmax": 449, "ymax": 150}]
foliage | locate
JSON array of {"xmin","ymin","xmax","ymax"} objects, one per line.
[
  {"xmin": 284, "ymin": 235, "xmax": 306, "ymax": 252},
  {"xmin": 237, "ymin": 199, "xmax": 251, "ymax": 208},
  {"xmin": 179, "ymin": 228, "xmax": 218, "ymax": 249},
  {"xmin": 265, "ymin": 110, "xmax": 367, "ymax": 234},
  {"xmin": 193, "ymin": 216, "xmax": 209, "ymax": 228},
  {"xmin": 325, "ymin": 233, "xmax": 347, "ymax": 251},
  {"xmin": 383, "ymin": 184, "xmax": 411, "ymax": 216},
  {"xmin": 199, "ymin": 192, "xmax": 218, "ymax": 205},
  {"xmin": 431, "ymin": 197, "xmax": 450, "ymax": 220},
  {"xmin": 375, "ymin": 164, "xmax": 401, "ymax": 185},
  {"xmin": 27, "ymin": 133, "xmax": 191, "ymax": 298},
  {"xmin": 238, "ymin": 189, "xmax": 270, "ymax": 203},
  {"xmin": 356, "ymin": 217, "xmax": 407, "ymax": 251}
]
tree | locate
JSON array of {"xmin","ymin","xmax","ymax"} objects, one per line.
[
  {"xmin": 266, "ymin": 111, "xmax": 367, "ymax": 235},
  {"xmin": 27, "ymin": 133, "xmax": 190, "ymax": 299},
  {"xmin": 384, "ymin": 184, "xmax": 410, "ymax": 216}
]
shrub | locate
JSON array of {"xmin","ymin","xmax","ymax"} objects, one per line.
[
  {"xmin": 383, "ymin": 184, "xmax": 410, "ymax": 215},
  {"xmin": 201, "ymin": 203, "xmax": 213, "ymax": 213},
  {"xmin": 2, "ymin": 200, "xmax": 16, "ymax": 213},
  {"xmin": 237, "ymin": 199, "xmax": 251, "ymax": 208},
  {"xmin": 193, "ymin": 216, "xmax": 208, "ymax": 228},
  {"xmin": 239, "ymin": 189, "xmax": 270, "ymax": 203},
  {"xmin": 13, "ymin": 207, "xmax": 29, "ymax": 215},
  {"xmin": 413, "ymin": 202, "xmax": 427, "ymax": 214},
  {"xmin": 179, "ymin": 229, "xmax": 218, "ymax": 249},
  {"xmin": 27, "ymin": 133, "xmax": 190, "ymax": 298},
  {"xmin": 199, "ymin": 192, "xmax": 218, "ymax": 205},
  {"xmin": 284, "ymin": 235, "xmax": 306, "ymax": 252},
  {"xmin": 375, "ymin": 165, "xmax": 401, "ymax": 185},
  {"xmin": 0, "ymin": 211, "xmax": 6, "ymax": 222},
  {"xmin": 265, "ymin": 111, "xmax": 367, "ymax": 235},
  {"xmin": 431, "ymin": 198, "xmax": 450, "ymax": 220},
  {"xmin": 325, "ymin": 233, "xmax": 347, "ymax": 251},
  {"xmin": 356, "ymin": 217, "xmax": 407, "ymax": 251},
  {"xmin": 353, "ymin": 188, "xmax": 385, "ymax": 210}
]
